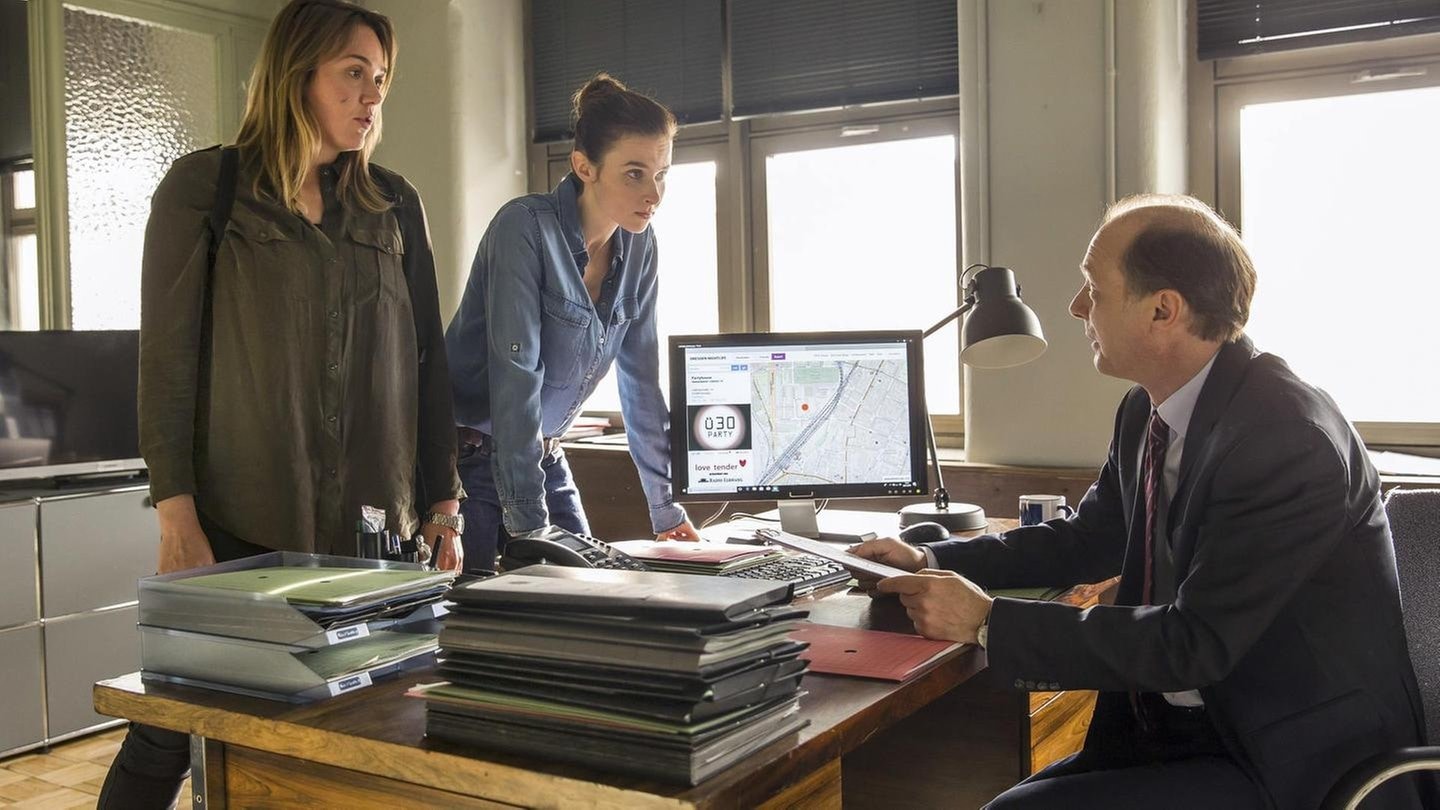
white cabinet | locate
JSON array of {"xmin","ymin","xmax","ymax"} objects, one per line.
[{"xmin": 0, "ymin": 482, "xmax": 156, "ymax": 757}]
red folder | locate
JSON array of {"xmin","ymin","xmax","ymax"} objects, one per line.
[{"xmin": 789, "ymin": 623, "xmax": 961, "ymax": 682}]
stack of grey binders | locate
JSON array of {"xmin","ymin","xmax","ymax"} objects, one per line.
[
  {"xmin": 418, "ymin": 565, "xmax": 811, "ymax": 785},
  {"xmin": 137, "ymin": 551, "xmax": 455, "ymax": 702}
]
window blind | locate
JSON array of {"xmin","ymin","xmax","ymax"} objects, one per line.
[
  {"xmin": 529, "ymin": 0, "xmax": 724, "ymax": 143},
  {"xmin": 1197, "ymin": 0, "xmax": 1440, "ymax": 59},
  {"xmin": 729, "ymin": 0, "xmax": 958, "ymax": 117}
]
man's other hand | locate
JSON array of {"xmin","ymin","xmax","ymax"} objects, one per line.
[{"xmin": 876, "ymin": 571, "xmax": 993, "ymax": 644}]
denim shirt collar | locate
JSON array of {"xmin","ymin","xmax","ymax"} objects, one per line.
[{"xmin": 555, "ymin": 172, "xmax": 627, "ymax": 267}]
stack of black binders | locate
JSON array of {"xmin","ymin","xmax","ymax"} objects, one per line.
[{"xmin": 418, "ymin": 565, "xmax": 811, "ymax": 785}]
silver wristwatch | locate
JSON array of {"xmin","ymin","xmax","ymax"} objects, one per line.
[{"xmin": 424, "ymin": 512, "xmax": 465, "ymax": 534}]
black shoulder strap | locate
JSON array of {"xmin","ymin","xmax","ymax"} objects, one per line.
[{"xmin": 206, "ymin": 146, "xmax": 239, "ymax": 272}]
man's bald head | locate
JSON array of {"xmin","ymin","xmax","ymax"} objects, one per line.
[{"xmin": 1098, "ymin": 194, "xmax": 1256, "ymax": 343}]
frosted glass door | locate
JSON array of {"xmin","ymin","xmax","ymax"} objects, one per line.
[{"xmin": 63, "ymin": 4, "xmax": 219, "ymax": 329}]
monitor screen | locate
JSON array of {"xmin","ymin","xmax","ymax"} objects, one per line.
[
  {"xmin": 669, "ymin": 330, "xmax": 928, "ymax": 502},
  {"xmin": 0, "ymin": 330, "xmax": 144, "ymax": 482}
]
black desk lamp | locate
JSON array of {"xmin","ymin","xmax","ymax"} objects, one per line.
[{"xmin": 898, "ymin": 264, "xmax": 1048, "ymax": 532}]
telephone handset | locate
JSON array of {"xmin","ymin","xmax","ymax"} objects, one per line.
[{"xmin": 500, "ymin": 526, "xmax": 650, "ymax": 572}]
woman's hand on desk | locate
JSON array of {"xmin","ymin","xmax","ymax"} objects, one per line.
[
  {"xmin": 656, "ymin": 519, "xmax": 701, "ymax": 541},
  {"xmin": 155, "ymin": 494, "xmax": 216, "ymax": 574}
]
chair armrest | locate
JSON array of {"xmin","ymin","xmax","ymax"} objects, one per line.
[{"xmin": 1321, "ymin": 746, "xmax": 1440, "ymax": 810}]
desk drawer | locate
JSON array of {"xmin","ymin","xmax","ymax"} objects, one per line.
[
  {"xmin": 1028, "ymin": 689, "xmax": 1097, "ymax": 775},
  {"xmin": 0, "ymin": 501, "xmax": 39, "ymax": 629},
  {"xmin": 41, "ymin": 489, "xmax": 156, "ymax": 616},
  {"xmin": 0, "ymin": 624, "xmax": 45, "ymax": 755}
]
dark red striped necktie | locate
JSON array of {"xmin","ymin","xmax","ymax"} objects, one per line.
[
  {"xmin": 1141, "ymin": 411, "xmax": 1170, "ymax": 606},
  {"xmin": 1132, "ymin": 410, "xmax": 1172, "ymax": 729}
]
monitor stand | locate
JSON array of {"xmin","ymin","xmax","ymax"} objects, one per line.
[{"xmin": 761, "ymin": 500, "xmax": 900, "ymax": 545}]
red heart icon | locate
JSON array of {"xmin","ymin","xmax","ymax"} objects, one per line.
[{"xmin": 739, "ymin": 459, "xmax": 747, "ymax": 466}]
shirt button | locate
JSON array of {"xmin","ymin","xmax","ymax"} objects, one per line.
[{"xmin": 598, "ymin": 337, "xmax": 606, "ymax": 345}]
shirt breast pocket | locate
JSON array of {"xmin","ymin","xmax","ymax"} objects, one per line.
[
  {"xmin": 223, "ymin": 212, "xmax": 308, "ymax": 301},
  {"xmin": 539, "ymin": 288, "xmax": 592, "ymax": 388},
  {"xmin": 349, "ymin": 225, "xmax": 408, "ymax": 308}
]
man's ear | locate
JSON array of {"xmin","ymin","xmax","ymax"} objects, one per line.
[
  {"xmin": 571, "ymin": 150, "xmax": 597, "ymax": 184},
  {"xmin": 1152, "ymin": 289, "xmax": 1184, "ymax": 328}
]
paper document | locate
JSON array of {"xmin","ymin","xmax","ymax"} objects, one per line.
[
  {"xmin": 755, "ymin": 529, "xmax": 910, "ymax": 580},
  {"xmin": 790, "ymin": 623, "xmax": 960, "ymax": 682}
]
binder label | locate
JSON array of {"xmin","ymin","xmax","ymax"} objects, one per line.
[
  {"xmin": 326, "ymin": 624, "xmax": 371, "ymax": 645},
  {"xmin": 329, "ymin": 672, "xmax": 372, "ymax": 696}
]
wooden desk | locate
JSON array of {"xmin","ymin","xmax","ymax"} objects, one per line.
[{"xmin": 93, "ymin": 522, "xmax": 1117, "ymax": 809}]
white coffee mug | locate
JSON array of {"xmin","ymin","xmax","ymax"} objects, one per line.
[{"xmin": 1019, "ymin": 494, "xmax": 1074, "ymax": 526}]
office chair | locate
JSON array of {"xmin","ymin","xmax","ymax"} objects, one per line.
[{"xmin": 1321, "ymin": 488, "xmax": 1440, "ymax": 810}]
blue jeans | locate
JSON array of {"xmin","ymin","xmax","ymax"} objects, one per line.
[{"xmin": 457, "ymin": 438, "xmax": 589, "ymax": 573}]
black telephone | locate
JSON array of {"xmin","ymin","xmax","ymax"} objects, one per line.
[{"xmin": 500, "ymin": 526, "xmax": 650, "ymax": 572}]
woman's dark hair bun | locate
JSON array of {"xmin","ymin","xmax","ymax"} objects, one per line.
[
  {"xmin": 572, "ymin": 73, "xmax": 628, "ymax": 120},
  {"xmin": 569, "ymin": 72, "xmax": 677, "ymax": 167}
]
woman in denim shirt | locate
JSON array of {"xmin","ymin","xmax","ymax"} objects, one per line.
[{"xmin": 446, "ymin": 75, "xmax": 699, "ymax": 570}]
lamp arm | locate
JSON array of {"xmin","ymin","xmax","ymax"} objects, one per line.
[
  {"xmin": 924, "ymin": 400, "xmax": 948, "ymax": 511},
  {"xmin": 922, "ymin": 299, "xmax": 975, "ymax": 339}
]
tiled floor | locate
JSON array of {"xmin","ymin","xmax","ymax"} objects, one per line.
[{"xmin": 0, "ymin": 728, "xmax": 190, "ymax": 809}]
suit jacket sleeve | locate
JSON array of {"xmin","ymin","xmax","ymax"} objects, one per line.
[
  {"xmin": 985, "ymin": 419, "xmax": 1349, "ymax": 693},
  {"xmin": 926, "ymin": 394, "xmax": 1134, "ymax": 589}
]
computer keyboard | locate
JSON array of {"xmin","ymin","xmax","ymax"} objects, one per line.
[{"xmin": 717, "ymin": 553, "xmax": 852, "ymax": 595}]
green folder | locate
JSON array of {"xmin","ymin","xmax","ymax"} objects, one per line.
[{"xmin": 178, "ymin": 567, "xmax": 450, "ymax": 607}]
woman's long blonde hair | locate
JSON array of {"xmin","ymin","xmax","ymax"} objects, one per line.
[{"xmin": 235, "ymin": 0, "xmax": 396, "ymax": 215}]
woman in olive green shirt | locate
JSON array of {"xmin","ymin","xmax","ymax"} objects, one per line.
[
  {"xmin": 102, "ymin": 2, "xmax": 464, "ymax": 803},
  {"xmin": 138, "ymin": 0, "xmax": 464, "ymax": 571}
]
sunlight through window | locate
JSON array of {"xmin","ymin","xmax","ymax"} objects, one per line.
[{"xmin": 1240, "ymin": 86, "xmax": 1440, "ymax": 424}]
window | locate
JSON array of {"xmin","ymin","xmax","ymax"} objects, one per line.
[
  {"xmin": 754, "ymin": 124, "xmax": 960, "ymax": 415},
  {"xmin": 1, "ymin": 163, "xmax": 40, "ymax": 330},
  {"xmin": 1214, "ymin": 41, "xmax": 1440, "ymax": 445},
  {"xmin": 582, "ymin": 155, "xmax": 722, "ymax": 413}
]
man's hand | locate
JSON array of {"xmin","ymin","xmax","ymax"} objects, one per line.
[
  {"xmin": 657, "ymin": 519, "xmax": 701, "ymax": 541},
  {"xmin": 155, "ymin": 494, "xmax": 215, "ymax": 574},
  {"xmin": 847, "ymin": 537, "xmax": 926, "ymax": 590},
  {"xmin": 876, "ymin": 570, "xmax": 993, "ymax": 644}
]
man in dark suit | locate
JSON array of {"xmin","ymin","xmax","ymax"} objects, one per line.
[{"xmin": 855, "ymin": 195, "xmax": 1428, "ymax": 809}]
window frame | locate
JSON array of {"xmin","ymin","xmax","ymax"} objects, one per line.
[{"xmin": 1207, "ymin": 32, "xmax": 1440, "ymax": 448}]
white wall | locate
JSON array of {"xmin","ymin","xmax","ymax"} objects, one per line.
[
  {"xmin": 367, "ymin": 0, "xmax": 528, "ymax": 321},
  {"xmin": 961, "ymin": 0, "xmax": 1186, "ymax": 467}
]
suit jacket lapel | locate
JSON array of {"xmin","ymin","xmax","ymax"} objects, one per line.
[{"xmin": 1117, "ymin": 387, "xmax": 1152, "ymax": 607}]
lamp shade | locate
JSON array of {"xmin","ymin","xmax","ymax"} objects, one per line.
[{"xmin": 959, "ymin": 266, "xmax": 1047, "ymax": 369}]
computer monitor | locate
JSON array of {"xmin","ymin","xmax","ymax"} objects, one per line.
[{"xmin": 668, "ymin": 330, "xmax": 928, "ymax": 537}]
